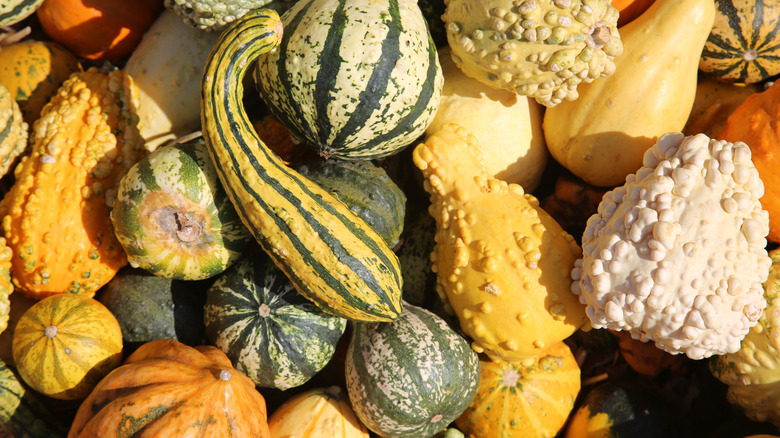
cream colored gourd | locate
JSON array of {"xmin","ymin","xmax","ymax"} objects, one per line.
[
  {"xmin": 413, "ymin": 123, "xmax": 587, "ymax": 364},
  {"xmin": 543, "ymin": 0, "xmax": 716, "ymax": 187},
  {"xmin": 124, "ymin": 10, "xmax": 220, "ymax": 152},
  {"xmin": 427, "ymin": 47, "xmax": 548, "ymax": 193}
]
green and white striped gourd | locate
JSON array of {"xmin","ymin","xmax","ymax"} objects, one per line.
[
  {"xmin": 345, "ymin": 302, "xmax": 481, "ymax": 438},
  {"xmin": 201, "ymin": 9, "xmax": 403, "ymax": 322},
  {"xmin": 204, "ymin": 251, "xmax": 347, "ymax": 390},
  {"xmin": 253, "ymin": 0, "xmax": 443, "ymax": 160},
  {"xmin": 0, "ymin": 83, "xmax": 28, "ymax": 179},
  {"xmin": 0, "ymin": 0, "xmax": 43, "ymax": 26},
  {"xmin": 111, "ymin": 137, "xmax": 253, "ymax": 280},
  {"xmin": 0, "ymin": 359, "xmax": 68, "ymax": 437}
]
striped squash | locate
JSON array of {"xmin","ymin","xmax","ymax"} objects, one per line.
[
  {"xmin": 203, "ymin": 251, "xmax": 347, "ymax": 390},
  {"xmin": 11, "ymin": 294, "xmax": 123, "ymax": 400},
  {"xmin": 0, "ymin": 0, "xmax": 43, "ymax": 26},
  {"xmin": 253, "ymin": 0, "xmax": 443, "ymax": 160},
  {"xmin": 0, "ymin": 84, "xmax": 26, "ymax": 181},
  {"xmin": 111, "ymin": 137, "xmax": 252, "ymax": 280},
  {"xmin": 201, "ymin": 9, "xmax": 403, "ymax": 322},
  {"xmin": 0, "ymin": 359, "xmax": 68, "ymax": 438},
  {"xmin": 699, "ymin": 0, "xmax": 780, "ymax": 84},
  {"xmin": 345, "ymin": 302, "xmax": 481, "ymax": 438}
]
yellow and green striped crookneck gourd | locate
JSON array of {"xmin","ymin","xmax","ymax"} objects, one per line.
[
  {"xmin": 200, "ymin": 9, "xmax": 403, "ymax": 322},
  {"xmin": 0, "ymin": 83, "xmax": 27, "ymax": 180},
  {"xmin": 0, "ymin": 66, "xmax": 145, "ymax": 299}
]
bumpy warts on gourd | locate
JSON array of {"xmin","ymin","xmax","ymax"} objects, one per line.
[
  {"xmin": 710, "ymin": 248, "xmax": 780, "ymax": 428},
  {"xmin": 572, "ymin": 132, "xmax": 771, "ymax": 360},
  {"xmin": 413, "ymin": 123, "xmax": 587, "ymax": 363},
  {"xmin": 442, "ymin": 0, "xmax": 623, "ymax": 107},
  {"xmin": 0, "ymin": 67, "xmax": 145, "ymax": 299},
  {"xmin": 163, "ymin": 0, "xmax": 272, "ymax": 31}
]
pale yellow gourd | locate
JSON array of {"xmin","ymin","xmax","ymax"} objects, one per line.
[
  {"xmin": 427, "ymin": 47, "xmax": 548, "ymax": 193},
  {"xmin": 413, "ymin": 123, "xmax": 587, "ymax": 364},
  {"xmin": 543, "ymin": 0, "xmax": 716, "ymax": 187}
]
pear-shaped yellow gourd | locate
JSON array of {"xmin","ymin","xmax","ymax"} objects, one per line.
[
  {"xmin": 413, "ymin": 123, "xmax": 587, "ymax": 363},
  {"xmin": 543, "ymin": 0, "xmax": 716, "ymax": 187}
]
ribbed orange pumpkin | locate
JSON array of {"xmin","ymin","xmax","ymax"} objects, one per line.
[
  {"xmin": 36, "ymin": 0, "xmax": 163, "ymax": 61},
  {"xmin": 68, "ymin": 339, "xmax": 271, "ymax": 438},
  {"xmin": 0, "ymin": 67, "xmax": 144, "ymax": 299},
  {"xmin": 268, "ymin": 386, "xmax": 369, "ymax": 438},
  {"xmin": 718, "ymin": 79, "xmax": 780, "ymax": 243},
  {"xmin": 455, "ymin": 341, "xmax": 581, "ymax": 438}
]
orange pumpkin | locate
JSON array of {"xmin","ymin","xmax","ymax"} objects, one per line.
[
  {"xmin": 68, "ymin": 339, "xmax": 271, "ymax": 437},
  {"xmin": 35, "ymin": 0, "xmax": 163, "ymax": 61},
  {"xmin": 612, "ymin": 0, "xmax": 656, "ymax": 27},
  {"xmin": 268, "ymin": 386, "xmax": 369, "ymax": 438},
  {"xmin": 718, "ymin": 80, "xmax": 780, "ymax": 243},
  {"xmin": 455, "ymin": 342, "xmax": 581, "ymax": 438}
]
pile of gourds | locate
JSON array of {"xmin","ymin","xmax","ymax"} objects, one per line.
[{"xmin": 2, "ymin": 0, "xmax": 780, "ymax": 437}]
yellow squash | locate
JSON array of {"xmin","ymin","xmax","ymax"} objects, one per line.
[{"xmin": 543, "ymin": 0, "xmax": 716, "ymax": 187}]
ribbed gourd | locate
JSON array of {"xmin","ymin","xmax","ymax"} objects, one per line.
[
  {"xmin": 254, "ymin": 0, "xmax": 443, "ymax": 160},
  {"xmin": 201, "ymin": 9, "xmax": 403, "ymax": 322},
  {"xmin": 0, "ymin": 67, "xmax": 144, "ymax": 299},
  {"xmin": 412, "ymin": 123, "xmax": 587, "ymax": 363},
  {"xmin": 111, "ymin": 137, "xmax": 252, "ymax": 280},
  {"xmin": 442, "ymin": 0, "xmax": 623, "ymax": 107},
  {"xmin": 268, "ymin": 386, "xmax": 369, "ymax": 437},
  {"xmin": 0, "ymin": 83, "xmax": 27, "ymax": 180}
]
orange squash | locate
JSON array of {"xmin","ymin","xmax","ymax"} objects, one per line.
[
  {"xmin": 35, "ymin": 0, "xmax": 163, "ymax": 61},
  {"xmin": 455, "ymin": 342, "xmax": 581, "ymax": 438},
  {"xmin": 718, "ymin": 80, "xmax": 780, "ymax": 243},
  {"xmin": 268, "ymin": 386, "xmax": 369, "ymax": 438},
  {"xmin": 612, "ymin": 0, "xmax": 656, "ymax": 27},
  {"xmin": 0, "ymin": 67, "xmax": 144, "ymax": 299},
  {"xmin": 12, "ymin": 294, "xmax": 123, "ymax": 400},
  {"xmin": 68, "ymin": 339, "xmax": 271, "ymax": 438}
]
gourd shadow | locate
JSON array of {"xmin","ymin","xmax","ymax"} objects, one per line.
[
  {"xmin": 47, "ymin": 349, "xmax": 123, "ymax": 402},
  {"xmin": 5, "ymin": 366, "xmax": 70, "ymax": 437}
]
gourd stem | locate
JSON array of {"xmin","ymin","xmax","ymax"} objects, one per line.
[
  {"xmin": 589, "ymin": 23, "xmax": 612, "ymax": 47},
  {"xmin": 43, "ymin": 325, "xmax": 58, "ymax": 339}
]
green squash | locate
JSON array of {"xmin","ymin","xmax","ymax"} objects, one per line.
[
  {"xmin": 254, "ymin": 0, "xmax": 443, "ymax": 160},
  {"xmin": 395, "ymin": 206, "xmax": 437, "ymax": 308},
  {"xmin": 111, "ymin": 137, "xmax": 253, "ymax": 280},
  {"xmin": 346, "ymin": 302, "xmax": 480, "ymax": 438},
  {"xmin": 97, "ymin": 267, "xmax": 209, "ymax": 354},
  {"xmin": 203, "ymin": 251, "xmax": 347, "ymax": 390},
  {"xmin": 0, "ymin": 359, "xmax": 68, "ymax": 437},
  {"xmin": 292, "ymin": 159, "xmax": 406, "ymax": 248}
]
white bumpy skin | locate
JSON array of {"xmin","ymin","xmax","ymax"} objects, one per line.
[{"xmin": 571, "ymin": 132, "xmax": 772, "ymax": 360}]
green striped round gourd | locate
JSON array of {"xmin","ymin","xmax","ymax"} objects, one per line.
[
  {"xmin": 345, "ymin": 302, "xmax": 481, "ymax": 438},
  {"xmin": 0, "ymin": 0, "xmax": 43, "ymax": 26},
  {"xmin": 203, "ymin": 251, "xmax": 347, "ymax": 390},
  {"xmin": 699, "ymin": 0, "xmax": 780, "ymax": 84},
  {"xmin": 292, "ymin": 159, "xmax": 407, "ymax": 248},
  {"xmin": 111, "ymin": 137, "xmax": 253, "ymax": 280},
  {"xmin": 0, "ymin": 359, "xmax": 68, "ymax": 438},
  {"xmin": 253, "ymin": 0, "xmax": 443, "ymax": 160},
  {"xmin": 0, "ymin": 83, "xmax": 28, "ymax": 180},
  {"xmin": 201, "ymin": 9, "xmax": 403, "ymax": 322}
]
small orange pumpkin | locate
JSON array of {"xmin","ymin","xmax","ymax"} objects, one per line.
[
  {"xmin": 268, "ymin": 386, "xmax": 369, "ymax": 438},
  {"xmin": 68, "ymin": 339, "xmax": 271, "ymax": 438},
  {"xmin": 36, "ymin": 0, "xmax": 164, "ymax": 61},
  {"xmin": 718, "ymin": 79, "xmax": 780, "ymax": 243}
]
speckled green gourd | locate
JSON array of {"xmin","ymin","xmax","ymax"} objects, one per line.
[
  {"xmin": 0, "ymin": 84, "xmax": 27, "ymax": 179},
  {"xmin": 0, "ymin": 0, "xmax": 44, "ymax": 26},
  {"xmin": 204, "ymin": 251, "xmax": 347, "ymax": 390},
  {"xmin": 442, "ymin": 0, "xmax": 623, "ymax": 107},
  {"xmin": 164, "ymin": 0, "xmax": 274, "ymax": 31},
  {"xmin": 413, "ymin": 123, "xmax": 587, "ymax": 363}
]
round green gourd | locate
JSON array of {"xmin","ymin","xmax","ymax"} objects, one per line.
[
  {"xmin": 345, "ymin": 302, "xmax": 480, "ymax": 438},
  {"xmin": 111, "ymin": 137, "xmax": 253, "ymax": 280},
  {"xmin": 98, "ymin": 267, "xmax": 209, "ymax": 354},
  {"xmin": 292, "ymin": 159, "xmax": 406, "ymax": 248},
  {"xmin": 253, "ymin": 0, "xmax": 443, "ymax": 160},
  {"xmin": 203, "ymin": 251, "xmax": 347, "ymax": 390}
]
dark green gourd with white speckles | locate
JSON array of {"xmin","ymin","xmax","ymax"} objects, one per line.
[
  {"xmin": 200, "ymin": 9, "xmax": 403, "ymax": 322},
  {"xmin": 253, "ymin": 0, "xmax": 443, "ymax": 160},
  {"xmin": 203, "ymin": 251, "xmax": 347, "ymax": 390}
]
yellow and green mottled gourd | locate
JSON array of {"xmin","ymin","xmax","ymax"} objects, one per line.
[
  {"xmin": 412, "ymin": 123, "xmax": 587, "ymax": 363},
  {"xmin": 0, "ymin": 238, "xmax": 12, "ymax": 336},
  {"xmin": 201, "ymin": 9, "xmax": 403, "ymax": 322},
  {"xmin": 0, "ymin": 83, "xmax": 28, "ymax": 180},
  {"xmin": 0, "ymin": 67, "xmax": 145, "ymax": 300}
]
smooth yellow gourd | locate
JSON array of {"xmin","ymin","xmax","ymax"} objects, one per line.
[
  {"xmin": 413, "ymin": 123, "xmax": 587, "ymax": 363},
  {"xmin": 542, "ymin": 0, "xmax": 716, "ymax": 187}
]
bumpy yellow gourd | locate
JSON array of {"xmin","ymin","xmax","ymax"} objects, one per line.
[
  {"xmin": 412, "ymin": 123, "xmax": 587, "ymax": 363},
  {"xmin": 0, "ymin": 67, "xmax": 144, "ymax": 299}
]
